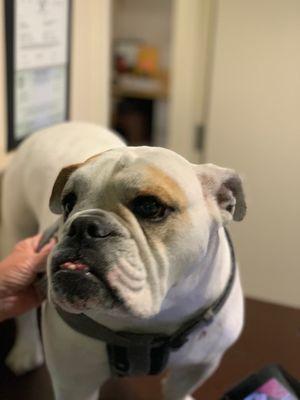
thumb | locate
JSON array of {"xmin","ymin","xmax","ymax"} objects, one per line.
[{"xmin": 31, "ymin": 239, "xmax": 56, "ymax": 273}]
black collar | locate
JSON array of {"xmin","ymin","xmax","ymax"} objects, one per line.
[{"xmin": 38, "ymin": 225, "xmax": 236, "ymax": 377}]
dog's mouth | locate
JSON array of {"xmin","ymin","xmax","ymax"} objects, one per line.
[
  {"xmin": 60, "ymin": 261, "xmax": 90, "ymax": 272},
  {"xmin": 54, "ymin": 260, "xmax": 99, "ymax": 280},
  {"xmin": 52, "ymin": 256, "xmax": 106, "ymax": 282},
  {"xmin": 50, "ymin": 257, "xmax": 123, "ymax": 309}
]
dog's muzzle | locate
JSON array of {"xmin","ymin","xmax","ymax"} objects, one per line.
[{"xmin": 49, "ymin": 211, "xmax": 129, "ymax": 311}]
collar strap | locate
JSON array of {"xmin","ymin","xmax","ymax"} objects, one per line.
[
  {"xmin": 168, "ymin": 227, "xmax": 236, "ymax": 348},
  {"xmin": 54, "ymin": 227, "xmax": 236, "ymax": 376}
]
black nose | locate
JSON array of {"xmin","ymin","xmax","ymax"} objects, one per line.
[{"xmin": 67, "ymin": 216, "xmax": 112, "ymax": 240}]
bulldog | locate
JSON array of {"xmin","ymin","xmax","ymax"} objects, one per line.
[{"xmin": 1, "ymin": 122, "xmax": 246, "ymax": 400}]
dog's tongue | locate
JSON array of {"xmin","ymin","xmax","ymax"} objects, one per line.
[{"xmin": 61, "ymin": 261, "xmax": 89, "ymax": 271}]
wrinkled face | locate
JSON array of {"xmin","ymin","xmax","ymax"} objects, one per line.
[{"xmin": 48, "ymin": 147, "xmax": 246, "ymax": 318}]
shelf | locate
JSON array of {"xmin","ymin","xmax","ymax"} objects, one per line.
[{"xmin": 112, "ymin": 72, "xmax": 168, "ymax": 101}]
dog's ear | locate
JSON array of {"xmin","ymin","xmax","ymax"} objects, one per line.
[
  {"xmin": 49, "ymin": 164, "xmax": 81, "ymax": 214},
  {"xmin": 194, "ymin": 163, "xmax": 246, "ymax": 223}
]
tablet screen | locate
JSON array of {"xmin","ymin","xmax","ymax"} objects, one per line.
[{"xmin": 244, "ymin": 377, "xmax": 298, "ymax": 400}]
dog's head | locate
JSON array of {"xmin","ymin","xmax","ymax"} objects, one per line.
[{"xmin": 48, "ymin": 147, "xmax": 246, "ymax": 318}]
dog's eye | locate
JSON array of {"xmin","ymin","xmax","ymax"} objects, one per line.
[
  {"xmin": 62, "ymin": 192, "xmax": 77, "ymax": 218},
  {"xmin": 130, "ymin": 196, "xmax": 172, "ymax": 221}
]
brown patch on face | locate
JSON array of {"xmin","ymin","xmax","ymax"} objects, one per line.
[
  {"xmin": 111, "ymin": 163, "xmax": 190, "ymax": 241},
  {"xmin": 136, "ymin": 165, "xmax": 191, "ymax": 244},
  {"xmin": 141, "ymin": 165, "xmax": 188, "ymax": 210},
  {"xmin": 114, "ymin": 164, "xmax": 190, "ymax": 248}
]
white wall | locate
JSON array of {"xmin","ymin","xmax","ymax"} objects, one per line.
[{"xmin": 206, "ymin": 0, "xmax": 300, "ymax": 307}]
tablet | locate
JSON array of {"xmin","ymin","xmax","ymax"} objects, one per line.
[{"xmin": 221, "ymin": 365, "xmax": 300, "ymax": 400}]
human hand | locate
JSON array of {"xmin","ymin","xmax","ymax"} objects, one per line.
[{"xmin": 0, "ymin": 235, "xmax": 55, "ymax": 322}]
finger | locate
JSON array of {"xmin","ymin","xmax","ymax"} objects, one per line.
[
  {"xmin": 39, "ymin": 238, "xmax": 56, "ymax": 253},
  {"xmin": 27, "ymin": 234, "xmax": 55, "ymax": 252},
  {"xmin": 33, "ymin": 234, "xmax": 56, "ymax": 253},
  {"xmin": 31, "ymin": 234, "xmax": 43, "ymax": 249},
  {"xmin": 0, "ymin": 288, "xmax": 41, "ymax": 322},
  {"xmin": 30, "ymin": 239, "xmax": 56, "ymax": 272},
  {"xmin": 17, "ymin": 234, "xmax": 42, "ymax": 252}
]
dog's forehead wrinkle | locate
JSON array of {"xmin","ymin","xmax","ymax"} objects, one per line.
[
  {"xmin": 81, "ymin": 150, "xmax": 139, "ymax": 180},
  {"xmin": 87, "ymin": 145, "xmax": 191, "ymax": 174},
  {"xmin": 116, "ymin": 153, "xmax": 194, "ymax": 186},
  {"xmin": 80, "ymin": 146, "xmax": 194, "ymax": 178},
  {"xmin": 74, "ymin": 156, "xmax": 120, "ymax": 186}
]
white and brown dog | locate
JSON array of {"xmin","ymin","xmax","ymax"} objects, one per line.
[{"xmin": 1, "ymin": 122, "xmax": 246, "ymax": 400}]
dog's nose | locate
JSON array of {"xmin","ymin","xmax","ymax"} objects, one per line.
[{"xmin": 67, "ymin": 216, "xmax": 112, "ymax": 240}]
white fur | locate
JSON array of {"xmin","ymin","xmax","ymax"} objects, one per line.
[{"xmin": 1, "ymin": 122, "xmax": 244, "ymax": 400}]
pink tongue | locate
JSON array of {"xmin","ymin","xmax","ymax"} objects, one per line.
[{"xmin": 61, "ymin": 261, "xmax": 89, "ymax": 271}]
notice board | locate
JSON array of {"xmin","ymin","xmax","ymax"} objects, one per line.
[{"xmin": 5, "ymin": 0, "xmax": 71, "ymax": 150}]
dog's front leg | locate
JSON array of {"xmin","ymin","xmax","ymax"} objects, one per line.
[
  {"xmin": 42, "ymin": 303, "xmax": 110, "ymax": 400},
  {"xmin": 6, "ymin": 310, "xmax": 44, "ymax": 374},
  {"xmin": 162, "ymin": 357, "xmax": 221, "ymax": 400}
]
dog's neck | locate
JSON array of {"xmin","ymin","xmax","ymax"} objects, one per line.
[
  {"xmin": 160, "ymin": 226, "xmax": 231, "ymax": 315},
  {"xmin": 87, "ymin": 226, "xmax": 232, "ymax": 334}
]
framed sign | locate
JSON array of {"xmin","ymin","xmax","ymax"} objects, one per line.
[{"xmin": 5, "ymin": 0, "xmax": 72, "ymax": 150}]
